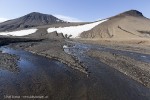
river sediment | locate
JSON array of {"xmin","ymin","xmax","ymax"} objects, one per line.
[
  {"xmin": 0, "ymin": 38, "xmax": 150, "ymax": 100},
  {"xmin": 0, "ymin": 49, "xmax": 19, "ymax": 72}
]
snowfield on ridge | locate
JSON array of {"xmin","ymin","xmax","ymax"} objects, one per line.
[
  {"xmin": 0, "ymin": 29, "xmax": 38, "ymax": 36},
  {"xmin": 47, "ymin": 19, "xmax": 107, "ymax": 38},
  {"xmin": 0, "ymin": 19, "xmax": 107, "ymax": 38}
]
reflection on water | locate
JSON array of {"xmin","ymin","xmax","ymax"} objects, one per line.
[
  {"xmin": 0, "ymin": 46, "xmax": 87, "ymax": 99},
  {"xmin": 0, "ymin": 45, "xmax": 150, "ymax": 100},
  {"xmin": 64, "ymin": 42, "xmax": 150, "ymax": 63}
]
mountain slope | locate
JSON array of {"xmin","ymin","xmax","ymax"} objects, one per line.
[
  {"xmin": 80, "ymin": 10, "xmax": 150, "ymax": 38},
  {"xmin": 0, "ymin": 19, "xmax": 107, "ymax": 38},
  {"xmin": 0, "ymin": 12, "xmax": 65, "ymax": 32}
]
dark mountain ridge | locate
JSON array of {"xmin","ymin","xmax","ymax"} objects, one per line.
[{"xmin": 0, "ymin": 12, "xmax": 65, "ymax": 32}]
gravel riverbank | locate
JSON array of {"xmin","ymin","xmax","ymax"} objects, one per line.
[
  {"xmin": 87, "ymin": 50, "xmax": 150, "ymax": 88},
  {"xmin": 0, "ymin": 51, "xmax": 19, "ymax": 72},
  {"xmin": 7, "ymin": 39, "xmax": 88, "ymax": 74}
]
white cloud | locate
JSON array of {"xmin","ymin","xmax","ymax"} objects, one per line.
[
  {"xmin": 54, "ymin": 15, "xmax": 83, "ymax": 22},
  {"xmin": 0, "ymin": 18, "xmax": 8, "ymax": 23},
  {"xmin": 96, "ymin": 18, "xmax": 102, "ymax": 21}
]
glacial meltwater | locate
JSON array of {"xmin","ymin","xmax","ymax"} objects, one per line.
[{"xmin": 0, "ymin": 46, "xmax": 150, "ymax": 100}]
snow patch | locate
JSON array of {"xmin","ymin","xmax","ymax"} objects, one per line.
[
  {"xmin": 0, "ymin": 18, "xmax": 8, "ymax": 23},
  {"xmin": 63, "ymin": 45, "xmax": 71, "ymax": 54},
  {"xmin": 63, "ymin": 45, "xmax": 69, "ymax": 49},
  {"xmin": 0, "ymin": 19, "xmax": 107, "ymax": 37},
  {"xmin": 0, "ymin": 29, "xmax": 38, "ymax": 36},
  {"xmin": 48, "ymin": 19, "xmax": 108, "ymax": 38}
]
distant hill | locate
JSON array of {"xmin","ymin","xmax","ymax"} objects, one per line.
[
  {"xmin": 0, "ymin": 12, "xmax": 65, "ymax": 32},
  {"xmin": 80, "ymin": 10, "xmax": 150, "ymax": 38},
  {"xmin": 0, "ymin": 10, "xmax": 150, "ymax": 39}
]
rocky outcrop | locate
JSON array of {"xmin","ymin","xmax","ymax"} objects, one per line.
[
  {"xmin": 46, "ymin": 31, "xmax": 64, "ymax": 39},
  {"xmin": 27, "ymin": 29, "xmax": 64, "ymax": 39}
]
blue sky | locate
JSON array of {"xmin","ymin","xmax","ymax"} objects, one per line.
[{"xmin": 0, "ymin": 0, "xmax": 149, "ymax": 22}]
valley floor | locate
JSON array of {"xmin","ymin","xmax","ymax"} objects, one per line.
[
  {"xmin": 0, "ymin": 37, "xmax": 150, "ymax": 100},
  {"xmin": 77, "ymin": 38, "xmax": 150, "ymax": 54},
  {"xmin": 77, "ymin": 38, "xmax": 150, "ymax": 87}
]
